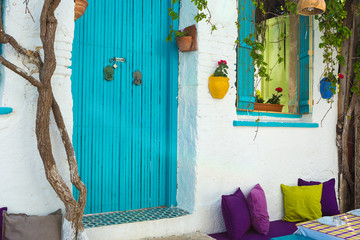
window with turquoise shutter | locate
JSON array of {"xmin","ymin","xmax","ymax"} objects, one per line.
[
  {"xmin": 237, "ymin": 1, "xmax": 255, "ymax": 110},
  {"xmin": 236, "ymin": 2, "xmax": 313, "ymax": 115}
]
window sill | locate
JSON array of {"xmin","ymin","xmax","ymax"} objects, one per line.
[
  {"xmin": 237, "ymin": 110, "xmax": 301, "ymax": 119},
  {"xmin": 235, "ymin": 110, "xmax": 319, "ymax": 128},
  {"xmin": 233, "ymin": 120, "xmax": 319, "ymax": 128},
  {"xmin": 0, "ymin": 107, "xmax": 12, "ymax": 115}
]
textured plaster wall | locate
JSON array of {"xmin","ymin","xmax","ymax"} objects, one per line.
[{"xmin": 0, "ymin": 0, "xmax": 74, "ymax": 215}]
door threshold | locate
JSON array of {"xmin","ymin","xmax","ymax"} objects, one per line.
[{"xmin": 83, "ymin": 207, "xmax": 190, "ymax": 228}]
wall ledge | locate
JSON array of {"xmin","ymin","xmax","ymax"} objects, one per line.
[
  {"xmin": 0, "ymin": 107, "xmax": 13, "ymax": 115},
  {"xmin": 233, "ymin": 120, "xmax": 319, "ymax": 128}
]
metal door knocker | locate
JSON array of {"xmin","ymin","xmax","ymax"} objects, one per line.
[
  {"xmin": 104, "ymin": 65, "xmax": 115, "ymax": 81},
  {"xmin": 133, "ymin": 70, "xmax": 143, "ymax": 86}
]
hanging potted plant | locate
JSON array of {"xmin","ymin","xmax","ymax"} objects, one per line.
[
  {"xmin": 320, "ymin": 73, "xmax": 343, "ymax": 99},
  {"xmin": 297, "ymin": 0, "xmax": 326, "ymax": 16},
  {"xmin": 175, "ymin": 30, "xmax": 192, "ymax": 52},
  {"xmin": 74, "ymin": 0, "xmax": 88, "ymax": 21},
  {"xmin": 208, "ymin": 60, "xmax": 229, "ymax": 99},
  {"xmin": 254, "ymin": 87, "xmax": 284, "ymax": 112}
]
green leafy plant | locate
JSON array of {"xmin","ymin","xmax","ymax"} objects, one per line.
[
  {"xmin": 213, "ymin": 60, "xmax": 229, "ymax": 77},
  {"xmin": 175, "ymin": 30, "xmax": 190, "ymax": 38},
  {"xmin": 266, "ymin": 87, "xmax": 283, "ymax": 105},
  {"xmin": 167, "ymin": 0, "xmax": 216, "ymax": 42},
  {"xmin": 315, "ymin": 0, "xmax": 351, "ymax": 95}
]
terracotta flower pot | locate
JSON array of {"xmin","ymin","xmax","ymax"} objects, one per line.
[
  {"xmin": 208, "ymin": 75, "xmax": 230, "ymax": 99},
  {"xmin": 74, "ymin": 0, "xmax": 88, "ymax": 21},
  {"xmin": 176, "ymin": 36, "xmax": 192, "ymax": 52},
  {"xmin": 254, "ymin": 103, "xmax": 284, "ymax": 112}
]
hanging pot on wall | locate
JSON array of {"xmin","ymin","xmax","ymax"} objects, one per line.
[
  {"xmin": 320, "ymin": 77, "xmax": 335, "ymax": 99},
  {"xmin": 297, "ymin": 0, "xmax": 326, "ymax": 16},
  {"xmin": 176, "ymin": 36, "xmax": 193, "ymax": 52},
  {"xmin": 74, "ymin": 0, "xmax": 88, "ymax": 21},
  {"xmin": 208, "ymin": 75, "xmax": 230, "ymax": 99}
]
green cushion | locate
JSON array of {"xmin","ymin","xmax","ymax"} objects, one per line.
[
  {"xmin": 281, "ymin": 184, "xmax": 322, "ymax": 222},
  {"xmin": 270, "ymin": 235, "xmax": 314, "ymax": 240}
]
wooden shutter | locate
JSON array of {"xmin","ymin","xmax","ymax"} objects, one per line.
[
  {"xmin": 298, "ymin": 16, "xmax": 312, "ymax": 114},
  {"xmin": 237, "ymin": 1, "xmax": 255, "ymax": 110}
]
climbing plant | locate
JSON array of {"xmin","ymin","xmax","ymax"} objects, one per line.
[{"xmin": 167, "ymin": 0, "xmax": 216, "ymax": 42}]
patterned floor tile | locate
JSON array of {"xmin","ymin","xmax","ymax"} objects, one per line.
[{"xmin": 83, "ymin": 207, "xmax": 190, "ymax": 228}]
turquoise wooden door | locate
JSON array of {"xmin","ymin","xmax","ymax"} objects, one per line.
[{"xmin": 71, "ymin": 0, "xmax": 179, "ymax": 214}]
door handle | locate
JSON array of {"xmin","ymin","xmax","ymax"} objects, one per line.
[{"xmin": 133, "ymin": 70, "xmax": 142, "ymax": 86}]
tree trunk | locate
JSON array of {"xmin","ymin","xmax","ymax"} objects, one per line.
[
  {"xmin": 337, "ymin": 3, "xmax": 360, "ymax": 212},
  {"xmin": 0, "ymin": 1, "xmax": 87, "ymax": 239}
]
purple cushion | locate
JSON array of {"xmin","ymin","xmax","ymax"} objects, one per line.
[
  {"xmin": 0, "ymin": 207, "xmax": 7, "ymax": 240},
  {"xmin": 247, "ymin": 184, "xmax": 270, "ymax": 235},
  {"xmin": 209, "ymin": 220, "xmax": 298, "ymax": 240},
  {"xmin": 298, "ymin": 178, "xmax": 340, "ymax": 216},
  {"xmin": 221, "ymin": 188, "xmax": 251, "ymax": 239}
]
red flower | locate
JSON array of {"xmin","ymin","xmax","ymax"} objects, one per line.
[
  {"xmin": 338, "ymin": 73, "xmax": 344, "ymax": 79},
  {"xmin": 275, "ymin": 87, "xmax": 283, "ymax": 93},
  {"xmin": 218, "ymin": 60, "xmax": 227, "ymax": 65}
]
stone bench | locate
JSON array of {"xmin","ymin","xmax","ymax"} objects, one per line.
[{"xmin": 209, "ymin": 220, "xmax": 299, "ymax": 240}]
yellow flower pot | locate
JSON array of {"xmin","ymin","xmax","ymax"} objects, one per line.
[{"xmin": 208, "ymin": 75, "xmax": 230, "ymax": 99}]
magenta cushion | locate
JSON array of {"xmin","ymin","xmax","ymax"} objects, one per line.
[
  {"xmin": 298, "ymin": 178, "xmax": 340, "ymax": 216},
  {"xmin": 221, "ymin": 188, "xmax": 251, "ymax": 239},
  {"xmin": 247, "ymin": 184, "xmax": 270, "ymax": 235},
  {"xmin": 0, "ymin": 207, "xmax": 7, "ymax": 240}
]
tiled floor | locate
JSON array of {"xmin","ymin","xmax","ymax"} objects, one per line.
[{"xmin": 83, "ymin": 207, "xmax": 190, "ymax": 228}]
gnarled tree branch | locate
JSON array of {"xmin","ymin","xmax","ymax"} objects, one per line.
[
  {"xmin": 52, "ymin": 98, "xmax": 87, "ymax": 233},
  {"xmin": 0, "ymin": 55, "xmax": 42, "ymax": 88},
  {"xmin": 0, "ymin": 1, "xmax": 43, "ymax": 68}
]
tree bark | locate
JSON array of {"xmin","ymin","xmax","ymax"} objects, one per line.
[
  {"xmin": 0, "ymin": 1, "xmax": 87, "ymax": 239},
  {"xmin": 337, "ymin": 2, "xmax": 360, "ymax": 212},
  {"xmin": 354, "ymin": 99, "xmax": 360, "ymax": 208}
]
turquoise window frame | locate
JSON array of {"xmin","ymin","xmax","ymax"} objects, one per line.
[{"xmin": 236, "ymin": 1, "xmax": 313, "ymax": 119}]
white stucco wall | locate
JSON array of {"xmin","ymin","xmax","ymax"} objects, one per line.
[
  {"xmin": 0, "ymin": 0, "xmax": 338, "ymax": 239},
  {"xmin": 0, "ymin": 0, "xmax": 74, "ymax": 215}
]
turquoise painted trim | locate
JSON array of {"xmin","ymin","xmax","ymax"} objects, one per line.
[
  {"xmin": 298, "ymin": 16, "xmax": 310, "ymax": 114},
  {"xmin": 237, "ymin": 110, "xmax": 301, "ymax": 119},
  {"xmin": 0, "ymin": 107, "xmax": 12, "ymax": 115},
  {"xmin": 233, "ymin": 120, "xmax": 319, "ymax": 128},
  {"xmin": 237, "ymin": 1, "xmax": 255, "ymax": 110},
  {"xmin": 168, "ymin": 1, "xmax": 179, "ymax": 207}
]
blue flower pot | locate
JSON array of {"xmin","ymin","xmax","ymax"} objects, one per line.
[{"xmin": 320, "ymin": 78, "xmax": 335, "ymax": 99}]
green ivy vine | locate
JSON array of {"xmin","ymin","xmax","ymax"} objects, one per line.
[
  {"xmin": 315, "ymin": 1, "xmax": 352, "ymax": 94},
  {"xmin": 167, "ymin": 0, "xmax": 216, "ymax": 42}
]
